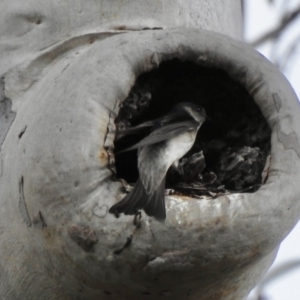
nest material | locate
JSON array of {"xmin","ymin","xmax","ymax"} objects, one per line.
[{"xmin": 114, "ymin": 59, "xmax": 271, "ymax": 198}]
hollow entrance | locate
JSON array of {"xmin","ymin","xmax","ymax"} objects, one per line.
[{"xmin": 114, "ymin": 59, "xmax": 271, "ymax": 198}]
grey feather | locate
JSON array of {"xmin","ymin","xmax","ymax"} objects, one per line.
[
  {"xmin": 109, "ymin": 178, "xmax": 166, "ymax": 220},
  {"xmin": 110, "ymin": 102, "xmax": 207, "ymax": 221},
  {"xmin": 118, "ymin": 120, "xmax": 198, "ymax": 153}
]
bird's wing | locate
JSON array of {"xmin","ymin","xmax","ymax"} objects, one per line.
[
  {"xmin": 118, "ymin": 120, "xmax": 199, "ymax": 153},
  {"xmin": 115, "ymin": 114, "xmax": 177, "ymax": 136},
  {"xmin": 116, "ymin": 120, "xmax": 156, "ymax": 135}
]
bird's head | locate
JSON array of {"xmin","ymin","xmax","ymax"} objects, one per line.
[{"xmin": 173, "ymin": 102, "xmax": 208, "ymax": 123}]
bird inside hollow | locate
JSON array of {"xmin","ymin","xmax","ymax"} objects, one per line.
[{"xmin": 109, "ymin": 102, "xmax": 208, "ymax": 221}]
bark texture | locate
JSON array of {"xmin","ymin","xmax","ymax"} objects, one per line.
[
  {"xmin": 1, "ymin": 1, "xmax": 299, "ymax": 300},
  {"xmin": 0, "ymin": 0, "xmax": 242, "ymax": 74}
]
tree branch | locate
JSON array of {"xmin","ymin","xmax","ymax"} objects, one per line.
[
  {"xmin": 277, "ymin": 34, "xmax": 300, "ymax": 70},
  {"xmin": 250, "ymin": 5, "xmax": 300, "ymax": 47}
]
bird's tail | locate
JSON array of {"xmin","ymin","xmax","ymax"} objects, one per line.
[
  {"xmin": 144, "ymin": 178, "xmax": 166, "ymax": 221},
  {"xmin": 109, "ymin": 178, "xmax": 166, "ymax": 221}
]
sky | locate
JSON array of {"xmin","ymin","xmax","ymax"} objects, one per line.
[{"xmin": 244, "ymin": 1, "xmax": 300, "ymax": 299}]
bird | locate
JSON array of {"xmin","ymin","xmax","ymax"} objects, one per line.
[{"xmin": 109, "ymin": 102, "xmax": 208, "ymax": 221}]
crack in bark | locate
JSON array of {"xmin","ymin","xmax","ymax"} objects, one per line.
[
  {"xmin": 32, "ymin": 211, "xmax": 47, "ymax": 229},
  {"xmin": 113, "ymin": 235, "xmax": 132, "ymax": 255},
  {"xmin": 273, "ymin": 93, "xmax": 282, "ymax": 112},
  {"xmin": 18, "ymin": 126, "xmax": 27, "ymax": 139},
  {"xmin": 19, "ymin": 176, "xmax": 32, "ymax": 227}
]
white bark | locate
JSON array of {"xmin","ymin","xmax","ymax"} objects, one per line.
[
  {"xmin": 2, "ymin": 1, "xmax": 299, "ymax": 300},
  {"xmin": 0, "ymin": 0, "xmax": 242, "ymax": 75}
]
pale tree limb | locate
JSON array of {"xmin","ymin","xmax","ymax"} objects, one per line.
[
  {"xmin": 249, "ymin": 260, "xmax": 300, "ymax": 300},
  {"xmin": 250, "ymin": 4, "xmax": 300, "ymax": 47},
  {"xmin": 275, "ymin": 34, "xmax": 300, "ymax": 70}
]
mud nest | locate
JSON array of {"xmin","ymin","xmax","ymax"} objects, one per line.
[{"xmin": 113, "ymin": 59, "xmax": 271, "ymax": 198}]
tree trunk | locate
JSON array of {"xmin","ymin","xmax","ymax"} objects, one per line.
[{"xmin": 1, "ymin": 1, "xmax": 300, "ymax": 300}]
